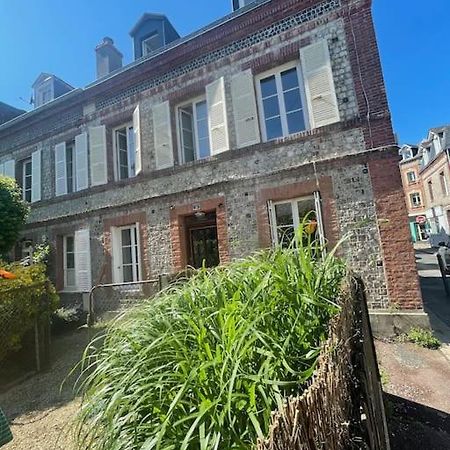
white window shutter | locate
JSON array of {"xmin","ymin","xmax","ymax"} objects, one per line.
[
  {"xmin": 31, "ymin": 149, "xmax": 41, "ymax": 203},
  {"xmin": 206, "ymin": 77, "xmax": 230, "ymax": 155},
  {"xmin": 133, "ymin": 105, "xmax": 142, "ymax": 175},
  {"xmin": 75, "ymin": 228, "xmax": 92, "ymax": 292},
  {"xmin": 3, "ymin": 160, "xmax": 15, "ymax": 179},
  {"xmin": 55, "ymin": 142, "xmax": 67, "ymax": 196},
  {"xmin": 231, "ymin": 70, "xmax": 261, "ymax": 148},
  {"xmin": 89, "ymin": 125, "xmax": 108, "ymax": 186},
  {"xmin": 111, "ymin": 227, "xmax": 121, "ymax": 284},
  {"xmin": 300, "ymin": 40, "xmax": 340, "ymax": 129},
  {"xmin": 153, "ymin": 101, "xmax": 174, "ymax": 169},
  {"xmin": 75, "ymin": 132, "xmax": 89, "ymax": 191},
  {"xmin": 0, "ymin": 163, "xmax": 4, "ymax": 176}
]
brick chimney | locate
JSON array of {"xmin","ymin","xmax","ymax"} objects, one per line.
[{"xmin": 95, "ymin": 37, "xmax": 123, "ymax": 79}]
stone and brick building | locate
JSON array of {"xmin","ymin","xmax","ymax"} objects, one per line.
[
  {"xmin": 0, "ymin": 0, "xmax": 423, "ymax": 314},
  {"xmin": 400, "ymin": 126, "xmax": 450, "ymax": 246}
]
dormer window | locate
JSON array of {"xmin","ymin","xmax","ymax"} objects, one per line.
[
  {"xmin": 35, "ymin": 81, "xmax": 53, "ymax": 108},
  {"xmin": 142, "ymin": 33, "xmax": 160, "ymax": 56},
  {"xmin": 234, "ymin": 0, "xmax": 257, "ymax": 10}
]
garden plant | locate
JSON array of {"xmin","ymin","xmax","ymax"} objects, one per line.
[{"xmin": 74, "ymin": 225, "xmax": 346, "ymax": 450}]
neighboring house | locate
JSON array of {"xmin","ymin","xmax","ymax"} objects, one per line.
[
  {"xmin": 0, "ymin": 102, "xmax": 24, "ymax": 125},
  {"xmin": 0, "ymin": 0, "xmax": 422, "ymax": 313},
  {"xmin": 400, "ymin": 126, "xmax": 450, "ymax": 246}
]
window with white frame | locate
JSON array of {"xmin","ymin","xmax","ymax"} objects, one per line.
[
  {"xmin": 410, "ymin": 192, "xmax": 422, "ymax": 208},
  {"xmin": 35, "ymin": 81, "xmax": 53, "ymax": 108},
  {"xmin": 114, "ymin": 125, "xmax": 136, "ymax": 180},
  {"xmin": 406, "ymin": 171, "xmax": 417, "ymax": 184},
  {"xmin": 66, "ymin": 140, "xmax": 76, "ymax": 193},
  {"xmin": 142, "ymin": 33, "xmax": 159, "ymax": 56},
  {"xmin": 178, "ymin": 98, "xmax": 211, "ymax": 163},
  {"xmin": 22, "ymin": 158, "xmax": 32, "ymax": 202},
  {"xmin": 64, "ymin": 235, "xmax": 76, "ymax": 289},
  {"xmin": 112, "ymin": 224, "xmax": 141, "ymax": 284},
  {"xmin": 269, "ymin": 193, "xmax": 324, "ymax": 248},
  {"xmin": 256, "ymin": 63, "xmax": 308, "ymax": 141}
]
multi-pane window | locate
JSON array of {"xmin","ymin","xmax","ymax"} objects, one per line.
[
  {"xmin": 257, "ymin": 64, "xmax": 307, "ymax": 141},
  {"xmin": 66, "ymin": 141, "xmax": 76, "ymax": 193},
  {"xmin": 410, "ymin": 192, "xmax": 422, "ymax": 208},
  {"xmin": 22, "ymin": 158, "xmax": 32, "ymax": 202},
  {"xmin": 178, "ymin": 99, "xmax": 211, "ymax": 163},
  {"xmin": 269, "ymin": 194, "xmax": 324, "ymax": 248},
  {"xmin": 114, "ymin": 125, "xmax": 135, "ymax": 180},
  {"xmin": 406, "ymin": 171, "xmax": 416, "ymax": 184},
  {"xmin": 64, "ymin": 235, "xmax": 76, "ymax": 289},
  {"xmin": 113, "ymin": 225, "xmax": 140, "ymax": 283}
]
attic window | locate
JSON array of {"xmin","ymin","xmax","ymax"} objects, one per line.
[
  {"xmin": 35, "ymin": 81, "xmax": 53, "ymax": 107},
  {"xmin": 142, "ymin": 33, "xmax": 159, "ymax": 56}
]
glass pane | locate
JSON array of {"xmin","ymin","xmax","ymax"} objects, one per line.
[
  {"xmin": 265, "ymin": 117, "xmax": 283, "ymax": 140},
  {"xmin": 122, "ymin": 246, "xmax": 132, "ymax": 265},
  {"xmin": 118, "ymin": 132, "xmax": 127, "ymax": 150},
  {"xmin": 119, "ymin": 149, "xmax": 128, "ymax": 166},
  {"xmin": 196, "ymin": 102, "xmax": 210, "ymax": 159},
  {"xmin": 67, "ymin": 253, "xmax": 75, "ymax": 269},
  {"xmin": 128, "ymin": 127, "xmax": 136, "ymax": 176},
  {"xmin": 287, "ymin": 111, "xmax": 306, "ymax": 134},
  {"xmin": 66, "ymin": 269, "xmax": 76, "ymax": 287},
  {"xmin": 297, "ymin": 198, "xmax": 316, "ymax": 221},
  {"xmin": 123, "ymin": 265, "xmax": 133, "ymax": 283},
  {"xmin": 195, "ymin": 101, "xmax": 207, "ymax": 121},
  {"xmin": 260, "ymin": 75, "xmax": 277, "ymax": 98},
  {"xmin": 25, "ymin": 161, "xmax": 32, "ymax": 176},
  {"xmin": 121, "ymin": 229, "xmax": 131, "ymax": 246},
  {"xmin": 275, "ymin": 202, "xmax": 294, "ymax": 226},
  {"xmin": 181, "ymin": 108, "xmax": 193, "ymax": 129},
  {"xmin": 283, "ymin": 89, "xmax": 302, "ymax": 113},
  {"xmin": 66, "ymin": 236, "xmax": 74, "ymax": 253},
  {"xmin": 281, "ymin": 68, "xmax": 299, "ymax": 91},
  {"xmin": 263, "ymin": 96, "xmax": 280, "ymax": 119},
  {"xmin": 277, "ymin": 226, "xmax": 295, "ymax": 248}
]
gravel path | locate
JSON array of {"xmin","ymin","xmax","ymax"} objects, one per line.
[{"xmin": 0, "ymin": 328, "xmax": 96, "ymax": 450}]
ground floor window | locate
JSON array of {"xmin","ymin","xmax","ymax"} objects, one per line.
[
  {"xmin": 64, "ymin": 235, "xmax": 76, "ymax": 288},
  {"xmin": 268, "ymin": 192, "xmax": 325, "ymax": 248},
  {"xmin": 112, "ymin": 224, "xmax": 140, "ymax": 283}
]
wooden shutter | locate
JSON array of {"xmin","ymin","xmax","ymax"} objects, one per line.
[
  {"xmin": 206, "ymin": 77, "xmax": 230, "ymax": 155},
  {"xmin": 231, "ymin": 70, "xmax": 260, "ymax": 148},
  {"xmin": 75, "ymin": 228, "xmax": 92, "ymax": 292},
  {"xmin": 89, "ymin": 125, "xmax": 108, "ymax": 186},
  {"xmin": 75, "ymin": 133, "xmax": 89, "ymax": 191},
  {"xmin": 3, "ymin": 160, "xmax": 15, "ymax": 179},
  {"xmin": 31, "ymin": 149, "xmax": 41, "ymax": 203},
  {"xmin": 133, "ymin": 105, "xmax": 142, "ymax": 175},
  {"xmin": 55, "ymin": 142, "xmax": 67, "ymax": 196},
  {"xmin": 300, "ymin": 40, "xmax": 340, "ymax": 129},
  {"xmin": 153, "ymin": 101, "xmax": 174, "ymax": 169}
]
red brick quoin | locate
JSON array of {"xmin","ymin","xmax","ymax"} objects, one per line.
[{"xmin": 369, "ymin": 153, "xmax": 423, "ymax": 309}]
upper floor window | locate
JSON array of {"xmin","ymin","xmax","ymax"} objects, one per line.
[
  {"xmin": 114, "ymin": 125, "xmax": 136, "ymax": 180},
  {"xmin": 35, "ymin": 81, "xmax": 53, "ymax": 108},
  {"xmin": 22, "ymin": 158, "xmax": 32, "ymax": 202},
  {"xmin": 406, "ymin": 171, "xmax": 417, "ymax": 184},
  {"xmin": 410, "ymin": 192, "xmax": 422, "ymax": 208},
  {"xmin": 178, "ymin": 98, "xmax": 211, "ymax": 163},
  {"xmin": 142, "ymin": 33, "xmax": 159, "ymax": 56},
  {"xmin": 428, "ymin": 180, "xmax": 434, "ymax": 202},
  {"xmin": 66, "ymin": 140, "xmax": 76, "ymax": 193},
  {"xmin": 256, "ymin": 64, "xmax": 308, "ymax": 141},
  {"xmin": 440, "ymin": 171, "xmax": 448, "ymax": 196}
]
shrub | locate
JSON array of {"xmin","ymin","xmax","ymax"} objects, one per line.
[
  {"xmin": 0, "ymin": 263, "xmax": 59, "ymax": 361},
  {"xmin": 52, "ymin": 307, "xmax": 84, "ymax": 334},
  {"xmin": 74, "ymin": 230, "xmax": 346, "ymax": 450},
  {"xmin": 405, "ymin": 327, "xmax": 441, "ymax": 350},
  {"xmin": 0, "ymin": 176, "xmax": 29, "ymax": 257}
]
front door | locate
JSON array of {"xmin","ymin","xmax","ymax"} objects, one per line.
[{"xmin": 189, "ymin": 226, "xmax": 220, "ymax": 268}]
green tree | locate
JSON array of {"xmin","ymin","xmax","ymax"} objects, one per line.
[{"xmin": 0, "ymin": 176, "xmax": 29, "ymax": 256}]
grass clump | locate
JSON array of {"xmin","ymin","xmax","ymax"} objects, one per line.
[
  {"xmin": 404, "ymin": 327, "xmax": 441, "ymax": 350},
  {"xmin": 73, "ymin": 230, "xmax": 345, "ymax": 450}
]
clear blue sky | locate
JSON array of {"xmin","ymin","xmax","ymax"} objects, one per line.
[{"xmin": 0, "ymin": 0, "xmax": 448, "ymax": 144}]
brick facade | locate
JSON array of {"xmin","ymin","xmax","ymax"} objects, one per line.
[{"xmin": 0, "ymin": 0, "xmax": 422, "ymax": 310}]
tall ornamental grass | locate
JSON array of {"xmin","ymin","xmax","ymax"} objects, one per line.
[{"xmin": 74, "ymin": 230, "xmax": 345, "ymax": 450}]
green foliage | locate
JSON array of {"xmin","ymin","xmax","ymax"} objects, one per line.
[
  {"xmin": 405, "ymin": 327, "xmax": 441, "ymax": 350},
  {"xmin": 74, "ymin": 229, "xmax": 346, "ymax": 450},
  {"xmin": 0, "ymin": 263, "xmax": 59, "ymax": 361},
  {"xmin": 52, "ymin": 307, "xmax": 84, "ymax": 334},
  {"xmin": 379, "ymin": 366, "xmax": 390, "ymax": 388},
  {"xmin": 0, "ymin": 176, "xmax": 29, "ymax": 256}
]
